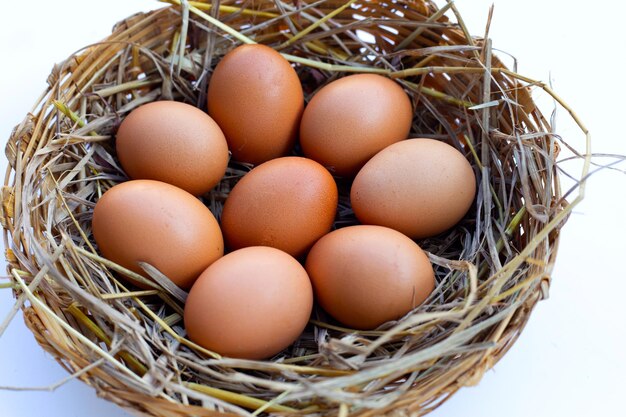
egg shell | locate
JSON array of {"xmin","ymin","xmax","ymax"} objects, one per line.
[
  {"xmin": 115, "ymin": 101, "xmax": 229, "ymax": 196},
  {"xmin": 299, "ymin": 74, "xmax": 413, "ymax": 177},
  {"xmin": 305, "ymin": 225, "xmax": 435, "ymax": 330},
  {"xmin": 92, "ymin": 180, "xmax": 223, "ymax": 289},
  {"xmin": 220, "ymin": 156, "xmax": 338, "ymax": 257},
  {"xmin": 350, "ymin": 138, "xmax": 476, "ymax": 239},
  {"xmin": 184, "ymin": 246, "xmax": 313, "ymax": 359},
  {"xmin": 207, "ymin": 44, "xmax": 304, "ymax": 164}
]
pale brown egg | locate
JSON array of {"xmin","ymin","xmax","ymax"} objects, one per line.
[
  {"xmin": 207, "ymin": 44, "xmax": 304, "ymax": 164},
  {"xmin": 299, "ymin": 74, "xmax": 413, "ymax": 177},
  {"xmin": 92, "ymin": 180, "xmax": 223, "ymax": 290},
  {"xmin": 305, "ymin": 225, "xmax": 435, "ymax": 330},
  {"xmin": 115, "ymin": 101, "xmax": 229, "ymax": 196},
  {"xmin": 220, "ymin": 157, "xmax": 338, "ymax": 257},
  {"xmin": 351, "ymin": 138, "xmax": 476, "ymax": 239},
  {"xmin": 184, "ymin": 246, "xmax": 313, "ymax": 359}
]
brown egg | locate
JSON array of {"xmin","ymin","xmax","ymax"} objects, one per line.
[
  {"xmin": 221, "ymin": 157, "xmax": 338, "ymax": 257},
  {"xmin": 184, "ymin": 246, "xmax": 313, "ymax": 359},
  {"xmin": 207, "ymin": 44, "xmax": 304, "ymax": 164},
  {"xmin": 115, "ymin": 101, "xmax": 229, "ymax": 196},
  {"xmin": 351, "ymin": 138, "xmax": 476, "ymax": 239},
  {"xmin": 299, "ymin": 74, "xmax": 413, "ymax": 177},
  {"xmin": 305, "ymin": 225, "xmax": 435, "ymax": 330},
  {"xmin": 92, "ymin": 180, "xmax": 223, "ymax": 289}
]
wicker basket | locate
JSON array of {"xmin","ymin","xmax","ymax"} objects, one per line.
[{"xmin": 1, "ymin": 0, "xmax": 588, "ymax": 416}]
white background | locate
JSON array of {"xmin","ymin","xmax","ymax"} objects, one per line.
[{"xmin": 1, "ymin": 1, "xmax": 624, "ymax": 416}]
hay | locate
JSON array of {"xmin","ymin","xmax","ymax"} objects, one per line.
[{"xmin": 1, "ymin": 0, "xmax": 590, "ymax": 416}]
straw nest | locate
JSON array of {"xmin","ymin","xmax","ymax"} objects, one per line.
[{"xmin": 1, "ymin": 0, "xmax": 589, "ymax": 416}]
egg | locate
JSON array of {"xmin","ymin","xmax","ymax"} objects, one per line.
[
  {"xmin": 220, "ymin": 157, "xmax": 338, "ymax": 257},
  {"xmin": 115, "ymin": 101, "xmax": 229, "ymax": 196},
  {"xmin": 299, "ymin": 74, "xmax": 413, "ymax": 177},
  {"xmin": 207, "ymin": 44, "xmax": 304, "ymax": 164},
  {"xmin": 305, "ymin": 225, "xmax": 435, "ymax": 330},
  {"xmin": 184, "ymin": 246, "xmax": 313, "ymax": 359},
  {"xmin": 351, "ymin": 138, "xmax": 476, "ymax": 239},
  {"xmin": 92, "ymin": 180, "xmax": 223, "ymax": 289}
]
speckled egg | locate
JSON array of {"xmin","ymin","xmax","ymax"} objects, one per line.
[
  {"xmin": 299, "ymin": 74, "xmax": 413, "ymax": 177},
  {"xmin": 207, "ymin": 44, "xmax": 304, "ymax": 164}
]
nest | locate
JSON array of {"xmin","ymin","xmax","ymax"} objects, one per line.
[{"xmin": 0, "ymin": 0, "xmax": 589, "ymax": 416}]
